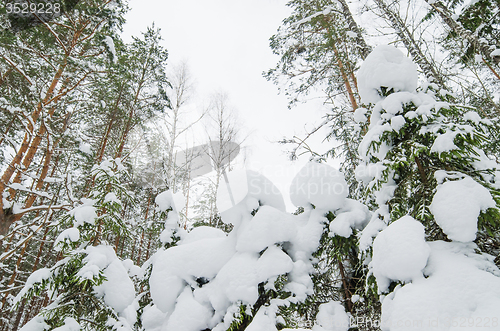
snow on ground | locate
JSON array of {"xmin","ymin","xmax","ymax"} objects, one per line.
[{"xmin": 381, "ymin": 241, "xmax": 500, "ymax": 330}]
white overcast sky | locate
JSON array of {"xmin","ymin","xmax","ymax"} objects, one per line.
[{"xmin": 121, "ymin": 0, "xmax": 338, "ymax": 210}]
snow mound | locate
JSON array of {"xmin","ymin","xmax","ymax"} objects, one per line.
[
  {"xmin": 312, "ymin": 301, "xmax": 349, "ymax": 331},
  {"xmin": 164, "ymin": 288, "xmax": 212, "ymax": 331},
  {"xmin": 236, "ymin": 205, "xmax": 296, "ymax": 252},
  {"xmin": 357, "ymin": 45, "xmax": 418, "ymax": 104},
  {"xmin": 290, "ymin": 162, "xmax": 348, "ymax": 210},
  {"xmin": 155, "ymin": 190, "xmax": 185, "ymax": 213},
  {"xmin": 178, "ymin": 226, "xmax": 226, "ymax": 245},
  {"xmin": 246, "ymin": 306, "xmax": 279, "ymax": 331},
  {"xmin": 80, "ymin": 245, "xmax": 135, "ymax": 313},
  {"xmin": 329, "ymin": 199, "xmax": 370, "ymax": 238},
  {"xmin": 149, "ymin": 237, "xmax": 235, "ymax": 313},
  {"xmin": 146, "ymin": 169, "xmax": 335, "ymax": 330},
  {"xmin": 372, "ymin": 216, "xmax": 430, "ymax": 292},
  {"xmin": 430, "ymin": 176, "xmax": 495, "ymax": 242},
  {"xmin": 381, "ymin": 241, "xmax": 500, "ymax": 330},
  {"xmin": 219, "ymin": 170, "xmax": 285, "ymax": 226}
]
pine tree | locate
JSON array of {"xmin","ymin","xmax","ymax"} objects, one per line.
[
  {"xmin": 372, "ymin": 0, "xmax": 448, "ymax": 88},
  {"xmin": 14, "ymin": 159, "xmax": 136, "ymax": 331},
  {"xmin": 354, "ymin": 45, "xmax": 500, "ymax": 322},
  {"xmin": 0, "ymin": 0, "xmax": 129, "ymax": 237},
  {"xmin": 266, "ymin": 0, "xmax": 367, "ymax": 109}
]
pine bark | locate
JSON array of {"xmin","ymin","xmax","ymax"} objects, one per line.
[{"xmin": 337, "ymin": 0, "xmax": 372, "ymax": 60}]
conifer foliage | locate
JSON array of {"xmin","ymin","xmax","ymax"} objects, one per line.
[{"xmin": 1, "ymin": 0, "xmax": 500, "ymax": 331}]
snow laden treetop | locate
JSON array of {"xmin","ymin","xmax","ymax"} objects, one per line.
[{"xmin": 356, "ymin": 45, "xmax": 500, "ymax": 331}]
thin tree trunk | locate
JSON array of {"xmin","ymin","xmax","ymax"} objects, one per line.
[
  {"xmin": 337, "ymin": 257, "xmax": 352, "ymax": 312},
  {"xmin": 0, "ymin": 57, "xmax": 68, "ymax": 236},
  {"xmin": 331, "ymin": 40, "xmax": 359, "ymax": 110},
  {"xmin": 425, "ymin": 0, "xmax": 499, "ymax": 73},
  {"xmin": 136, "ymin": 230, "xmax": 145, "ymax": 266},
  {"xmin": 11, "ymin": 226, "xmax": 48, "ymax": 331},
  {"xmin": 337, "ymin": 0, "xmax": 372, "ymax": 60},
  {"xmin": 1, "ymin": 241, "xmax": 29, "ymax": 310},
  {"xmin": 10, "ymin": 135, "xmax": 57, "ymax": 224},
  {"xmin": 97, "ymin": 84, "xmax": 124, "ymax": 163},
  {"xmin": 374, "ymin": 0, "xmax": 448, "ymax": 88}
]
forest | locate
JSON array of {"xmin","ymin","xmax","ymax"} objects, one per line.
[{"xmin": 0, "ymin": 0, "xmax": 499, "ymax": 330}]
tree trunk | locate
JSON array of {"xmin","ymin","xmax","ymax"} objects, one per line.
[
  {"xmin": 374, "ymin": 0, "xmax": 448, "ymax": 88},
  {"xmin": 0, "ymin": 58, "xmax": 68, "ymax": 236},
  {"xmin": 97, "ymin": 84, "xmax": 124, "ymax": 163},
  {"xmin": 337, "ymin": 257, "xmax": 352, "ymax": 312},
  {"xmin": 425, "ymin": 0, "xmax": 499, "ymax": 73},
  {"xmin": 337, "ymin": 0, "xmax": 372, "ymax": 60},
  {"xmin": 329, "ymin": 34, "xmax": 359, "ymax": 110},
  {"xmin": 1, "ymin": 241, "xmax": 29, "ymax": 310}
]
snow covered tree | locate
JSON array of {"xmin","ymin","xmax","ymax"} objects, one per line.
[
  {"xmin": 0, "ymin": 12, "xmax": 172, "ymax": 328},
  {"xmin": 266, "ymin": 0, "xmax": 368, "ymax": 109},
  {"xmin": 354, "ymin": 44, "xmax": 500, "ymax": 329},
  {"xmin": 424, "ymin": 0, "xmax": 500, "ymax": 72},
  {"xmin": 13, "ymin": 158, "xmax": 137, "ymax": 331},
  {"xmin": 0, "ymin": 0, "xmax": 128, "ymax": 238},
  {"xmin": 134, "ymin": 163, "xmax": 368, "ymax": 331},
  {"xmin": 372, "ymin": 0, "xmax": 448, "ymax": 88},
  {"xmin": 0, "ymin": 1, "xmax": 131, "ymax": 327},
  {"xmin": 267, "ymin": 0, "xmax": 371, "ymax": 199}
]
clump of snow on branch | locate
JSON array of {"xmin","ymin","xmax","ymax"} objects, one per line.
[
  {"xmin": 381, "ymin": 241, "xmax": 500, "ymax": 330},
  {"xmin": 78, "ymin": 245, "xmax": 136, "ymax": 313},
  {"xmin": 430, "ymin": 173, "xmax": 495, "ymax": 242},
  {"xmin": 104, "ymin": 36, "xmax": 117, "ymax": 63},
  {"xmin": 312, "ymin": 301, "xmax": 350, "ymax": 331},
  {"xmin": 329, "ymin": 198, "xmax": 370, "ymax": 238},
  {"xmin": 357, "ymin": 45, "xmax": 418, "ymax": 105},
  {"xmin": 155, "ymin": 189, "xmax": 186, "ymax": 244},
  {"xmin": 371, "ymin": 216, "xmax": 430, "ymax": 293}
]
